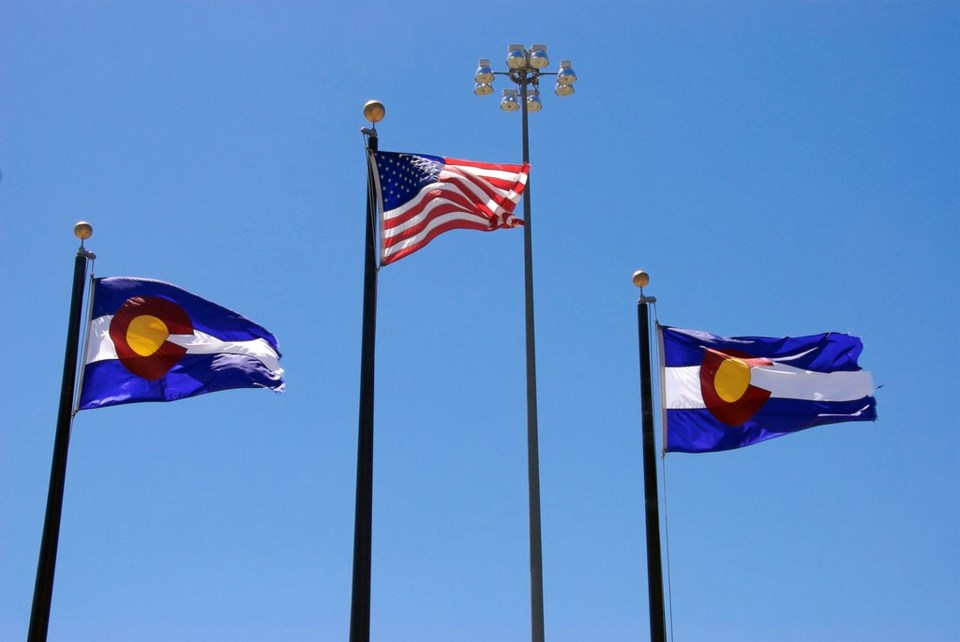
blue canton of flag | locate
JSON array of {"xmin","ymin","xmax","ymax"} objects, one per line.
[
  {"xmin": 78, "ymin": 277, "xmax": 284, "ymax": 410},
  {"xmin": 661, "ymin": 326, "xmax": 877, "ymax": 453},
  {"xmin": 372, "ymin": 151, "xmax": 529, "ymax": 265}
]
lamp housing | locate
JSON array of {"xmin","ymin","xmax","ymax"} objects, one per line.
[
  {"xmin": 506, "ymin": 44, "xmax": 527, "ymax": 69},
  {"xmin": 529, "ymin": 44, "xmax": 549, "ymax": 69},
  {"xmin": 557, "ymin": 60, "xmax": 577, "ymax": 85},
  {"xmin": 526, "ymin": 89, "xmax": 543, "ymax": 112},
  {"xmin": 500, "ymin": 88, "xmax": 520, "ymax": 111},
  {"xmin": 474, "ymin": 58, "xmax": 494, "ymax": 84}
]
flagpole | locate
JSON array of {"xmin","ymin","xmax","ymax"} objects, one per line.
[
  {"xmin": 633, "ymin": 270, "xmax": 666, "ymax": 642},
  {"xmin": 349, "ymin": 100, "xmax": 384, "ymax": 642},
  {"xmin": 28, "ymin": 222, "xmax": 95, "ymax": 642}
]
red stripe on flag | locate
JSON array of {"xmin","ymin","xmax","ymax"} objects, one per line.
[{"xmin": 382, "ymin": 217, "xmax": 501, "ymax": 265}]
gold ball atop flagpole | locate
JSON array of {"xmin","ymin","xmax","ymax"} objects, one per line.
[
  {"xmin": 363, "ymin": 100, "xmax": 385, "ymax": 124},
  {"xmin": 632, "ymin": 270, "xmax": 650, "ymax": 289},
  {"xmin": 74, "ymin": 221, "xmax": 93, "ymax": 240}
]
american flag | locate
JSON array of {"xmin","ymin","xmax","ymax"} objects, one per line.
[{"xmin": 372, "ymin": 151, "xmax": 529, "ymax": 265}]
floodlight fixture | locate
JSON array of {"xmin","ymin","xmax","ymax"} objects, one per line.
[
  {"xmin": 556, "ymin": 60, "xmax": 577, "ymax": 85},
  {"xmin": 529, "ymin": 44, "xmax": 549, "ymax": 69},
  {"xmin": 474, "ymin": 58, "xmax": 495, "ymax": 84},
  {"xmin": 526, "ymin": 89, "xmax": 543, "ymax": 112},
  {"xmin": 506, "ymin": 44, "xmax": 527, "ymax": 69},
  {"xmin": 500, "ymin": 88, "xmax": 520, "ymax": 111}
]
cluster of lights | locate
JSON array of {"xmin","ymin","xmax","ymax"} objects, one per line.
[{"xmin": 473, "ymin": 44, "xmax": 577, "ymax": 112}]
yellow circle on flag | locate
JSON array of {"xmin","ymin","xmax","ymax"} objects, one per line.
[
  {"xmin": 126, "ymin": 315, "xmax": 170, "ymax": 357},
  {"xmin": 714, "ymin": 357, "xmax": 751, "ymax": 403}
]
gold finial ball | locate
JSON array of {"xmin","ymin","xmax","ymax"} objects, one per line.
[
  {"xmin": 74, "ymin": 221, "xmax": 93, "ymax": 240},
  {"xmin": 632, "ymin": 270, "xmax": 650, "ymax": 289},
  {"xmin": 363, "ymin": 100, "xmax": 385, "ymax": 124}
]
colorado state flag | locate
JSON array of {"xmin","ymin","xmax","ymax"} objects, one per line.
[
  {"xmin": 79, "ymin": 277, "xmax": 284, "ymax": 410},
  {"xmin": 661, "ymin": 326, "xmax": 876, "ymax": 453}
]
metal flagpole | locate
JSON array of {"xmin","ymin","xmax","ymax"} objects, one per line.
[
  {"xmin": 633, "ymin": 270, "xmax": 666, "ymax": 642},
  {"xmin": 28, "ymin": 222, "xmax": 95, "ymax": 642},
  {"xmin": 349, "ymin": 100, "xmax": 384, "ymax": 642}
]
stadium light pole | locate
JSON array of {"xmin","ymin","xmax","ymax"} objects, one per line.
[{"xmin": 473, "ymin": 45, "xmax": 577, "ymax": 642}]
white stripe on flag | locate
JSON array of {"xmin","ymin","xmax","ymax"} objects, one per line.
[
  {"xmin": 84, "ymin": 315, "xmax": 282, "ymax": 373},
  {"xmin": 439, "ymin": 169, "xmax": 513, "ymax": 214},
  {"xmin": 382, "ymin": 183, "xmax": 468, "ymax": 222},
  {"xmin": 382, "ymin": 177, "xmax": 516, "ymax": 224},
  {"xmin": 445, "ymin": 164, "xmax": 526, "ymax": 183},
  {"xmin": 382, "ymin": 211, "xmax": 490, "ymax": 259},
  {"xmin": 382, "ymin": 192, "xmax": 488, "ymax": 238},
  {"xmin": 664, "ymin": 363, "xmax": 874, "ymax": 409}
]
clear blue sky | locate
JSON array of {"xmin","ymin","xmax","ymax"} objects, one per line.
[{"xmin": 2, "ymin": 2, "xmax": 957, "ymax": 641}]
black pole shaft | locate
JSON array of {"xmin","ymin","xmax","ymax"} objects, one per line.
[
  {"xmin": 349, "ymin": 134, "xmax": 379, "ymax": 642},
  {"xmin": 519, "ymin": 75, "xmax": 546, "ymax": 642},
  {"xmin": 637, "ymin": 300, "xmax": 666, "ymax": 642},
  {"xmin": 28, "ymin": 250, "xmax": 89, "ymax": 642}
]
